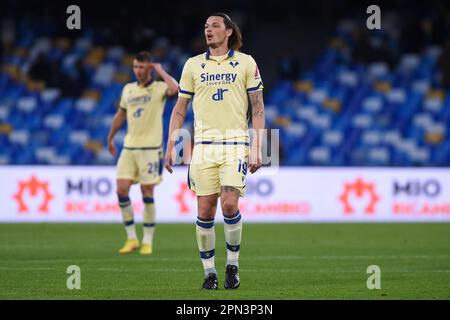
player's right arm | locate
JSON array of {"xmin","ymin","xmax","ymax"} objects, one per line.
[
  {"xmin": 107, "ymin": 108, "xmax": 126, "ymax": 156},
  {"xmin": 164, "ymin": 97, "xmax": 189, "ymax": 173},
  {"xmin": 165, "ymin": 58, "xmax": 194, "ymax": 173}
]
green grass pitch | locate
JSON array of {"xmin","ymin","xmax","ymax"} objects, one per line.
[{"xmin": 0, "ymin": 223, "xmax": 449, "ymax": 299}]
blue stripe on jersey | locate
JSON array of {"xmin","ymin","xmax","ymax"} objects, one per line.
[
  {"xmin": 187, "ymin": 164, "xmax": 191, "ymax": 190},
  {"xmin": 247, "ymin": 81, "xmax": 264, "ymax": 92},
  {"xmin": 206, "ymin": 49, "xmax": 234, "ymax": 59},
  {"xmin": 142, "ymin": 79, "xmax": 154, "ymax": 87},
  {"xmin": 123, "ymin": 146, "xmax": 161, "ymax": 150},
  {"xmin": 194, "ymin": 141, "xmax": 249, "ymax": 146},
  {"xmin": 178, "ymin": 87, "xmax": 194, "ymax": 95},
  {"xmin": 158, "ymin": 157, "xmax": 163, "ymax": 176}
]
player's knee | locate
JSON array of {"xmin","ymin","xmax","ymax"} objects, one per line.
[
  {"xmin": 116, "ymin": 190, "xmax": 129, "ymax": 198},
  {"xmin": 198, "ymin": 205, "xmax": 216, "ymax": 219},
  {"xmin": 197, "ymin": 194, "xmax": 219, "ymax": 219},
  {"xmin": 116, "ymin": 186, "xmax": 130, "ymax": 198},
  {"xmin": 140, "ymin": 184, "xmax": 154, "ymax": 197},
  {"xmin": 116, "ymin": 180, "xmax": 132, "ymax": 197},
  {"xmin": 221, "ymin": 199, "xmax": 238, "ymax": 214}
]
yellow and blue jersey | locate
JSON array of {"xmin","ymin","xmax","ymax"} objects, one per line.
[
  {"xmin": 178, "ymin": 49, "xmax": 263, "ymax": 143},
  {"xmin": 119, "ymin": 80, "xmax": 168, "ymax": 148}
]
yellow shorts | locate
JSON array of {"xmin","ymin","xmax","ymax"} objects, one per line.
[
  {"xmin": 116, "ymin": 147, "xmax": 163, "ymax": 185},
  {"xmin": 188, "ymin": 142, "xmax": 249, "ymax": 197}
]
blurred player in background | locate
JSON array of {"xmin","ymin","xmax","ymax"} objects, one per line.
[
  {"xmin": 107, "ymin": 51, "xmax": 178, "ymax": 255},
  {"xmin": 165, "ymin": 13, "xmax": 265, "ymax": 289}
]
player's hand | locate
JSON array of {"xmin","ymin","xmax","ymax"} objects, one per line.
[
  {"xmin": 164, "ymin": 151, "xmax": 173, "ymax": 174},
  {"xmin": 248, "ymin": 146, "xmax": 262, "ymax": 174},
  {"xmin": 108, "ymin": 140, "xmax": 117, "ymax": 156}
]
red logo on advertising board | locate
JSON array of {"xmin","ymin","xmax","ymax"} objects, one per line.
[
  {"xmin": 175, "ymin": 182, "xmax": 195, "ymax": 214},
  {"xmin": 13, "ymin": 175, "xmax": 54, "ymax": 213},
  {"xmin": 339, "ymin": 178, "xmax": 379, "ymax": 214}
]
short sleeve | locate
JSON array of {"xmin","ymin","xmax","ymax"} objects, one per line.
[
  {"xmin": 119, "ymin": 85, "xmax": 128, "ymax": 110},
  {"xmin": 159, "ymin": 81, "xmax": 169, "ymax": 99},
  {"xmin": 246, "ymin": 55, "xmax": 264, "ymax": 92},
  {"xmin": 178, "ymin": 58, "xmax": 195, "ymax": 99}
]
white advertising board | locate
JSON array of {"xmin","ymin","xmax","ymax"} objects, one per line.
[{"xmin": 1, "ymin": 166, "xmax": 449, "ymax": 222}]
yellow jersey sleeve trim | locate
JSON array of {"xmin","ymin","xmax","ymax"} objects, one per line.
[
  {"xmin": 178, "ymin": 58, "xmax": 194, "ymax": 97},
  {"xmin": 178, "ymin": 86, "xmax": 194, "ymax": 99},
  {"xmin": 178, "ymin": 87, "xmax": 195, "ymax": 95},
  {"xmin": 246, "ymin": 81, "xmax": 264, "ymax": 92}
]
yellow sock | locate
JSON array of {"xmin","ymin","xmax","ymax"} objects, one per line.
[
  {"xmin": 118, "ymin": 196, "xmax": 136, "ymax": 240},
  {"xmin": 143, "ymin": 197, "xmax": 156, "ymax": 244}
]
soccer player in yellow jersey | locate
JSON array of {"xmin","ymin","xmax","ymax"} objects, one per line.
[
  {"xmin": 107, "ymin": 51, "xmax": 178, "ymax": 255},
  {"xmin": 165, "ymin": 13, "xmax": 265, "ymax": 289}
]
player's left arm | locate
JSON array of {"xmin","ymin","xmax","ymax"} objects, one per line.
[
  {"xmin": 248, "ymin": 90, "xmax": 265, "ymax": 174},
  {"xmin": 151, "ymin": 63, "xmax": 179, "ymax": 97}
]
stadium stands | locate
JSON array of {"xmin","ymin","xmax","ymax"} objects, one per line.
[
  {"xmin": 0, "ymin": 13, "xmax": 449, "ymax": 166},
  {"xmin": 267, "ymin": 20, "xmax": 450, "ymax": 166},
  {"xmin": 0, "ymin": 26, "xmax": 195, "ymax": 165}
]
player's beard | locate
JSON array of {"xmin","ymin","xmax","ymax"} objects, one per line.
[
  {"xmin": 207, "ymin": 41, "xmax": 218, "ymax": 49},
  {"xmin": 137, "ymin": 73, "xmax": 150, "ymax": 84},
  {"xmin": 207, "ymin": 38, "xmax": 226, "ymax": 49}
]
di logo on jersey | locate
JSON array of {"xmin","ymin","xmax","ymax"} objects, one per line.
[
  {"xmin": 212, "ymin": 88, "xmax": 228, "ymax": 101},
  {"xmin": 229, "ymin": 61, "xmax": 239, "ymax": 68},
  {"xmin": 133, "ymin": 108, "xmax": 144, "ymax": 118}
]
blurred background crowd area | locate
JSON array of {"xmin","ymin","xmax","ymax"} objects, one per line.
[{"xmin": 0, "ymin": 0, "xmax": 450, "ymax": 166}]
